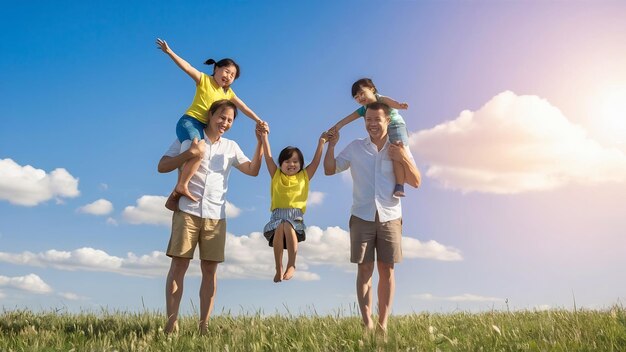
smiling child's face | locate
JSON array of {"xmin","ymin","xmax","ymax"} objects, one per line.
[
  {"xmin": 353, "ymin": 86, "xmax": 377, "ymax": 105},
  {"xmin": 280, "ymin": 152, "xmax": 301, "ymax": 176}
]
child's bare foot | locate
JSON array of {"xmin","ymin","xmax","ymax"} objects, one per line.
[
  {"xmin": 165, "ymin": 191, "xmax": 181, "ymax": 211},
  {"xmin": 393, "ymin": 184, "xmax": 405, "ymax": 198},
  {"xmin": 273, "ymin": 270, "xmax": 282, "ymax": 283},
  {"xmin": 283, "ymin": 265, "xmax": 296, "ymax": 280},
  {"xmin": 175, "ymin": 184, "xmax": 197, "ymax": 202}
]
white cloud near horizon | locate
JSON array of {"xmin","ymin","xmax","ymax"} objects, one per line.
[
  {"xmin": 0, "ymin": 274, "xmax": 52, "ymax": 294},
  {"xmin": 58, "ymin": 292, "xmax": 88, "ymax": 300},
  {"xmin": 0, "ymin": 158, "xmax": 80, "ymax": 206},
  {"xmin": 414, "ymin": 293, "xmax": 502, "ymax": 302},
  {"xmin": 122, "ymin": 196, "xmax": 242, "ymax": 226},
  {"xmin": 78, "ymin": 199, "xmax": 113, "ymax": 216},
  {"xmin": 0, "ymin": 226, "xmax": 461, "ymax": 280},
  {"xmin": 410, "ymin": 91, "xmax": 626, "ymax": 194}
]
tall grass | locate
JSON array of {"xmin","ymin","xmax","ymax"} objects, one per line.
[{"xmin": 1, "ymin": 305, "xmax": 625, "ymax": 351}]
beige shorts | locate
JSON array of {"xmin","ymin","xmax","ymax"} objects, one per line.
[
  {"xmin": 166, "ymin": 211, "xmax": 226, "ymax": 262},
  {"xmin": 349, "ymin": 214, "xmax": 402, "ymax": 264}
]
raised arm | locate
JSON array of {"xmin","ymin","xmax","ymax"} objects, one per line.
[
  {"xmin": 259, "ymin": 128, "xmax": 278, "ymax": 177},
  {"xmin": 305, "ymin": 132, "xmax": 328, "ymax": 180},
  {"xmin": 331, "ymin": 110, "xmax": 361, "ymax": 132},
  {"xmin": 231, "ymin": 95, "xmax": 263, "ymax": 124},
  {"xmin": 236, "ymin": 128, "xmax": 264, "ymax": 176},
  {"xmin": 389, "ymin": 144, "xmax": 421, "ymax": 188},
  {"xmin": 156, "ymin": 38, "xmax": 202, "ymax": 84},
  {"xmin": 323, "ymin": 130, "xmax": 340, "ymax": 175},
  {"xmin": 379, "ymin": 95, "xmax": 409, "ymax": 110},
  {"xmin": 157, "ymin": 138, "xmax": 204, "ymax": 173}
]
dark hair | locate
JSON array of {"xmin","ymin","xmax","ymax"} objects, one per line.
[
  {"xmin": 351, "ymin": 78, "xmax": 377, "ymax": 97},
  {"xmin": 208, "ymin": 99, "xmax": 238, "ymax": 120},
  {"xmin": 365, "ymin": 102, "xmax": 391, "ymax": 117},
  {"xmin": 278, "ymin": 146, "xmax": 305, "ymax": 172},
  {"xmin": 204, "ymin": 58, "xmax": 240, "ymax": 79}
]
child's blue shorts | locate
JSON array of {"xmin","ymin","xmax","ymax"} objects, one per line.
[
  {"xmin": 176, "ymin": 115, "xmax": 206, "ymax": 142},
  {"xmin": 388, "ymin": 122, "xmax": 410, "ymax": 146}
]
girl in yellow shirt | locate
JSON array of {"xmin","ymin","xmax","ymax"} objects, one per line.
[
  {"xmin": 156, "ymin": 38, "xmax": 266, "ymax": 210},
  {"xmin": 258, "ymin": 126, "xmax": 328, "ymax": 282}
]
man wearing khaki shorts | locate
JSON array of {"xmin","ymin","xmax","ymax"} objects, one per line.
[
  {"xmin": 324, "ymin": 102, "xmax": 421, "ymax": 335},
  {"xmin": 158, "ymin": 100, "xmax": 264, "ymax": 334}
]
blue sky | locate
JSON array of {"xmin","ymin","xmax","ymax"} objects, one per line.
[{"xmin": 1, "ymin": 1, "xmax": 626, "ymax": 315}]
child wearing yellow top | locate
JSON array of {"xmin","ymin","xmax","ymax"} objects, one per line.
[
  {"xmin": 156, "ymin": 38, "xmax": 266, "ymax": 210},
  {"xmin": 258, "ymin": 126, "xmax": 328, "ymax": 283}
]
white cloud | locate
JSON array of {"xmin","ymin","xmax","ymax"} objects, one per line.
[
  {"xmin": 122, "ymin": 196, "xmax": 243, "ymax": 226},
  {"xmin": 402, "ymin": 239, "xmax": 463, "ymax": 261},
  {"xmin": 308, "ymin": 191, "xmax": 325, "ymax": 206},
  {"xmin": 0, "ymin": 274, "xmax": 52, "ymax": 294},
  {"xmin": 0, "ymin": 158, "xmax": 80, "ymax": 206},
  {"xmin": 410, "ymin": 91, "xmax": 626, "ymax": 194},
  {"xmin": 106, "ymin": 217, "xmax": 118, "ymax": 226},
  {"xmin": 122, "ymin": 195, "xmax": 171, "ymax": 226},
  {"xmin": 58, "ymin": 292, "xmax": 87, "ymax": 300},
  {"xmin": 0, "ymin": 227, "xmax": 461, "ymax": 281},
  {"xmin": 225, "ymin": 201, "xmax": 241, "ymax": 218},
  {"xmin": 414, "ymin": 293, "xmax": 502, "ymax": 302},
  {"xmin": 78, "ymin": 199, "xmax": 113, "ymax": 216},
  {"xmin": 99, "ymin": 183, "xmax": 109, "ymax": 191}
]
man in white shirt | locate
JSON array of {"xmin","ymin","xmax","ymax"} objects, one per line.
[
  {"xmin": 324, "ymin": 102, "xmax": 421, "ymax": 335},
  {"xmin": 157, "ymin": 100, "xmax": 263, "ymax": 334}
]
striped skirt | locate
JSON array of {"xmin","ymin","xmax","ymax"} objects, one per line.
[{"xmin": 263, "ymin": 208, "xmax": 306, "ymax": 248}]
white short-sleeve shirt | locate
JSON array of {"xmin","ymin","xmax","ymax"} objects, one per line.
[
  {"xmin": 164, "ymin": 136, "xmax": 250, "ymax": 219},
  {"xmin": 335, "ymin": 138, "xmax": 415, "ymax": 222}
]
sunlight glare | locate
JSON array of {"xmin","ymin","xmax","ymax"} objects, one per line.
[{"xmin": 598, "ymin": 86, "xmax": 626, "ymax": 144}]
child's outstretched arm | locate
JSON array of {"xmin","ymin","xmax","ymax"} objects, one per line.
[
  {"xmin": 305, "ymin": 132, "xmax": 328, "ymax": 180},
  {"xmin": 330, "ymin": 111, "xmax": 360, "ymax": 133},
  {"xmin": 156, "ymin": 38, "xmax": 202, "ymax": 84},
  {"xmin": 231, "ymin": 96, "xmax": 263, "ymax": 124},
  {"xmin": 259, "ymin": 126, "xmax": 278, "ymax": 176},
  {"xmin": 379, "ymin": 95, "xmax": 409, "ymax": 110}
]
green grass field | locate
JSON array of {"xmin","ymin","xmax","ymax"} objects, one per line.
[{"xmin": 1, "ymin": 305, "xmax": 625, "ymax": 351}]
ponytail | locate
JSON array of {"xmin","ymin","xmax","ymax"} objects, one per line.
[{"xmin": 203, "ymin": 58, "xmax": 240, "ymax": 79}]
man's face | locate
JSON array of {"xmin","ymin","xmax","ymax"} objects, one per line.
[
  {"xmin": 364, "ymin": 108, "xmax": 389, "ymax": 139},
  {"xmin": 210, "ymin": 107, "xmax": 235, "ymax": 135}
]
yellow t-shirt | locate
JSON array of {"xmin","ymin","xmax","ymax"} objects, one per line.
[
  {"xmin": 185, "ymin": 73, "xmax": 237, "ymax": 124},
  {"xmin": 270, "ymin": 169, "xmax": 309, "ymax": 213}
]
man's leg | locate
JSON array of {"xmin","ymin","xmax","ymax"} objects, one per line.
[
  {"xmin": 199, "ymin": 260, "xmax": 219, "ymax": 334},
  {"xmin": 165, "ymin": 257, "xmax": 190, "ymax": 334},
  {"xmin": 376, "ymin": 261, "xmax": 395, "ymax": 332},
  {"xmin": 356, "ymin": 262, "xmax": 376, "ymax": 330}
]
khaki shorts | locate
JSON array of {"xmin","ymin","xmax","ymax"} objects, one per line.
[
  {"xmin": 349, "ymin": 214, "xmax": 402, "ymax": 264},
  {"xmin": 166, "ymin": 211, "xmax": 226, "ymax": 262}
]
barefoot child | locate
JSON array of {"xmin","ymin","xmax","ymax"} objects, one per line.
[
  {"xmin": 156, "ymin": 38, "xmax": 265, "ymax": 210},
  {"xmin": 258, "ymin": 127, "xmax": 328, "ymax": 282},
  {"xmin": 329, "ymin": 78, "xmax": 410, "ymax": 197}
]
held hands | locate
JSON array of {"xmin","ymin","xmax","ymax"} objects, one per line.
[
  {"xmin": 255, "ymin": 121, "xmax": 269, "ymax": 142},
  {"xmin": 326, "ymin": 128, "xmax": 339, "ymax": 147},
  {"xmin": 319, "ymin": 131, "xmax": 329, "ymax": 144},
  {"xmin": 399, "ymin": 102, "xmax": 409, "ymax": 110},
  {"xmin": 156, "ymin": 38, "xmax": 171, "ymax": 53}
]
